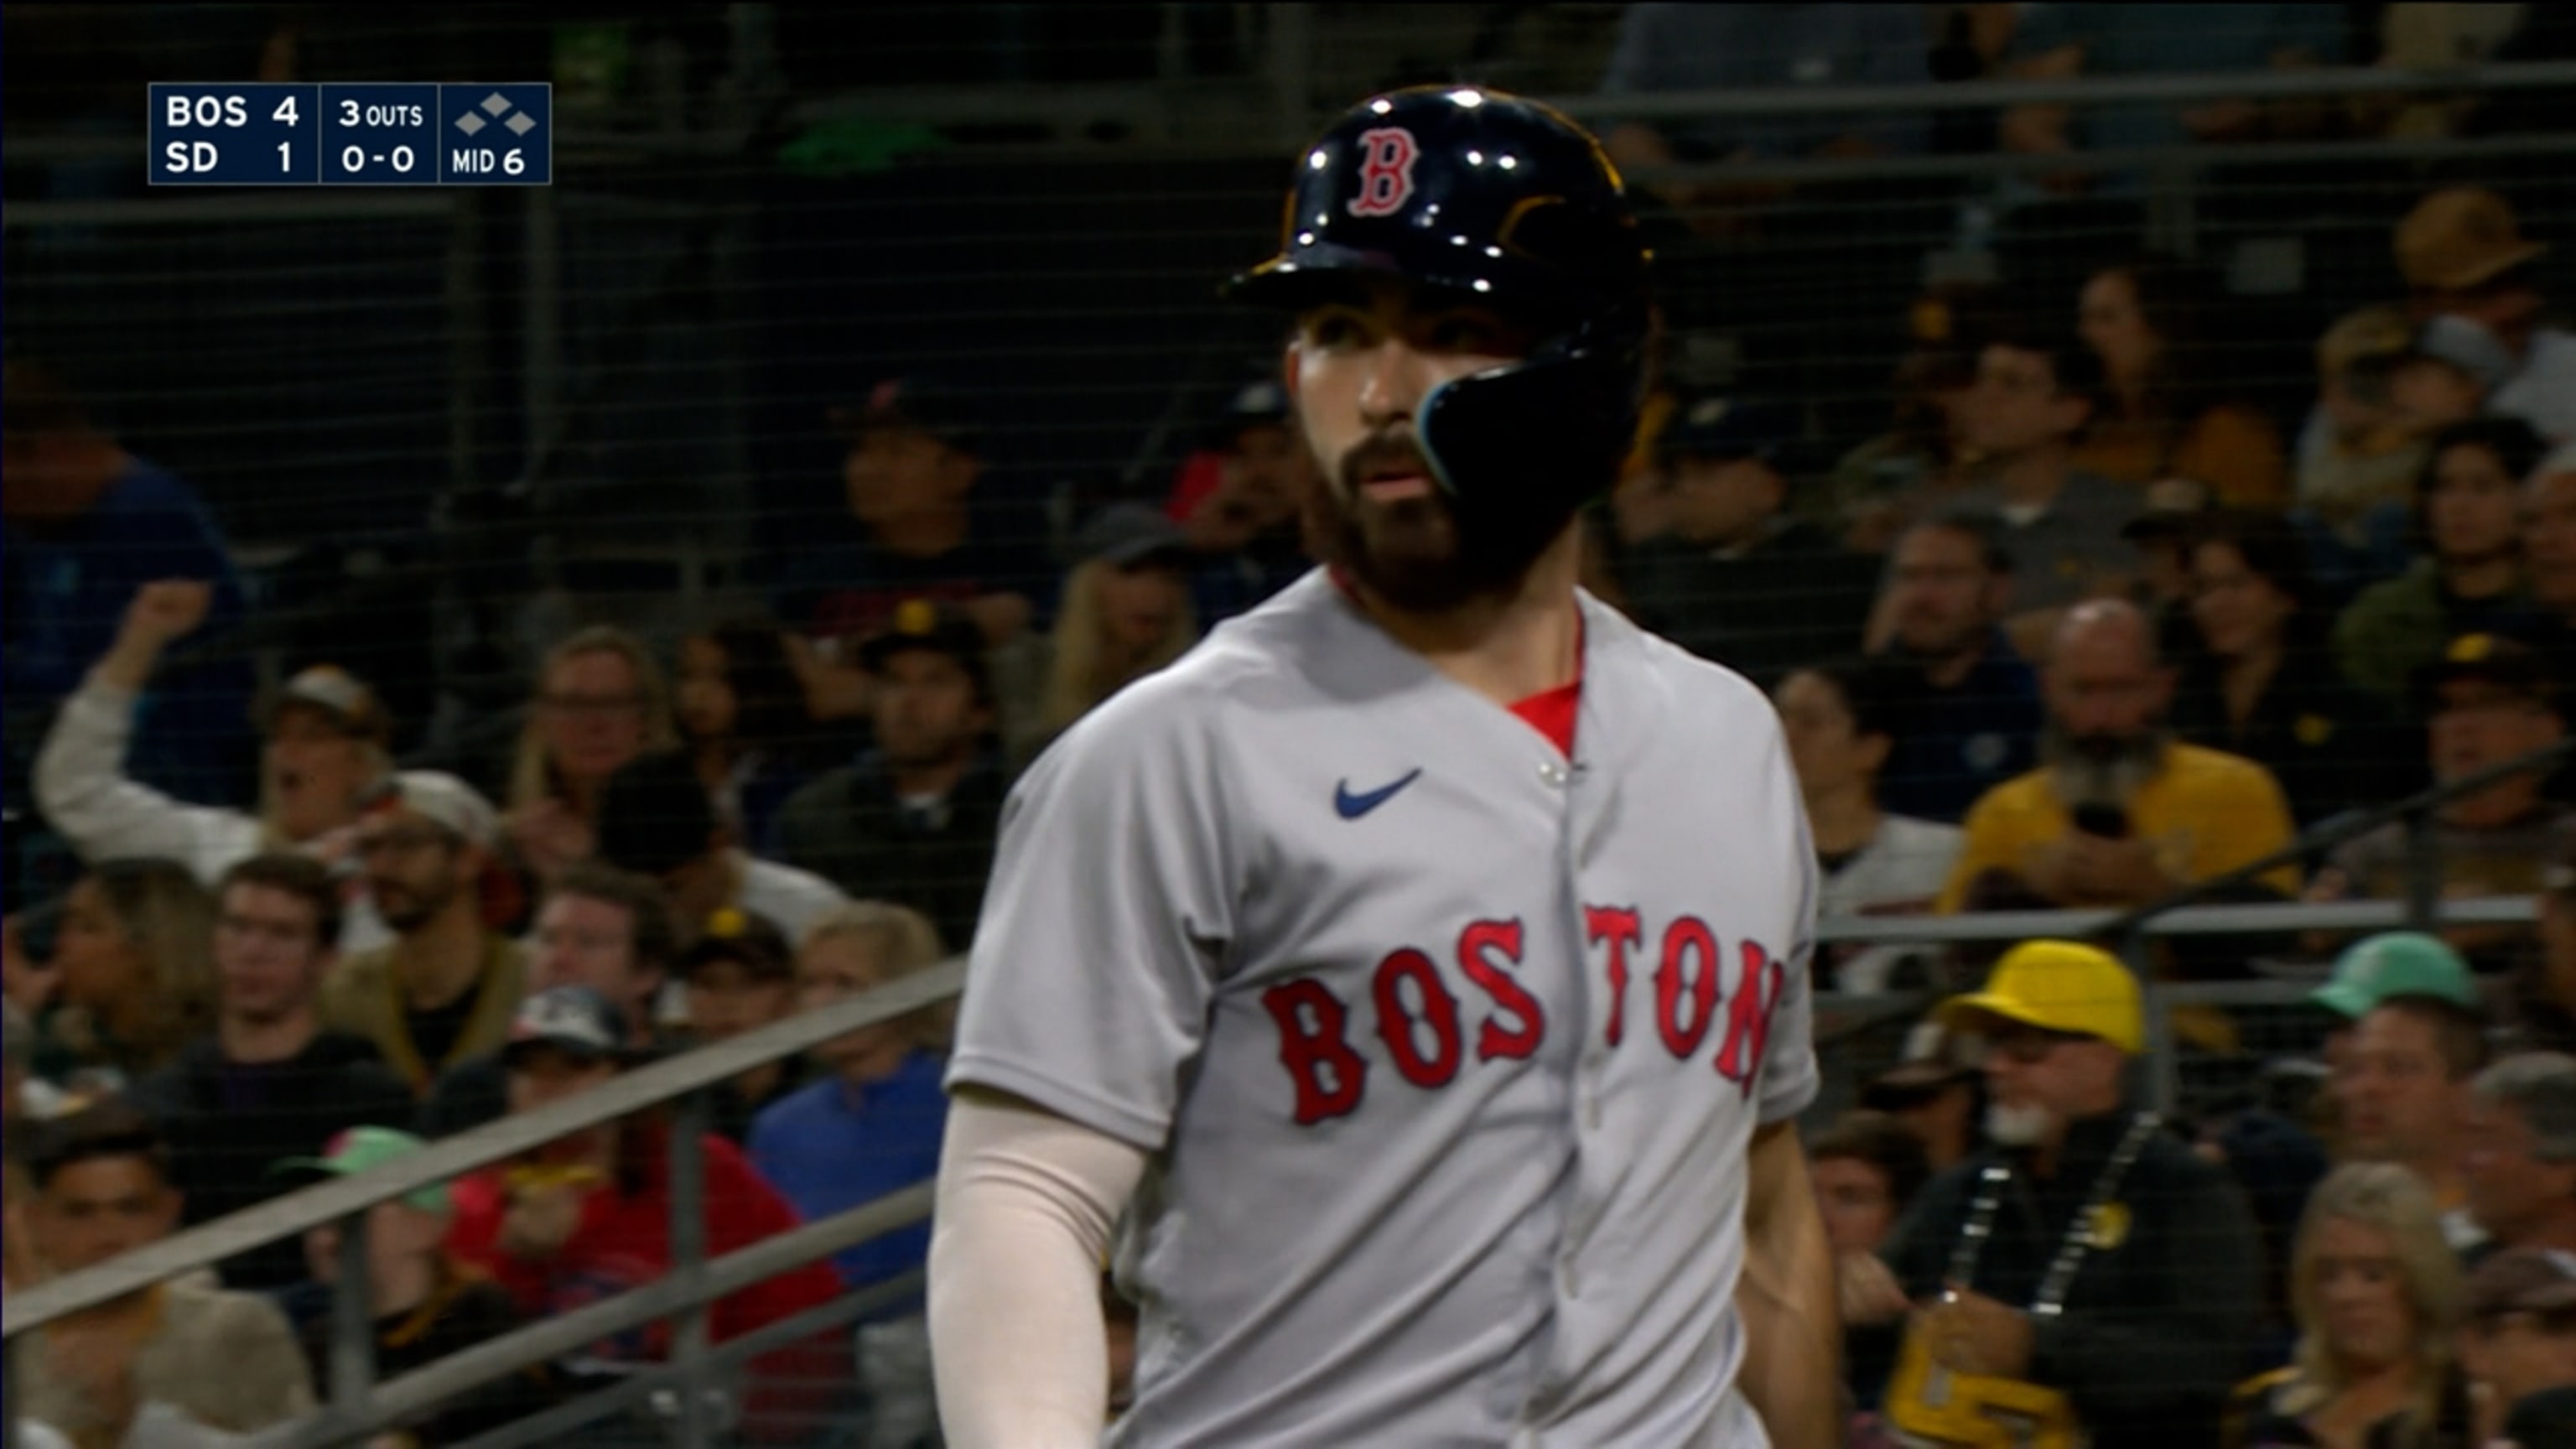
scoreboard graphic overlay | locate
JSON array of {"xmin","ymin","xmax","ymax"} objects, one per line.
[{"xmin": 150, "ymin": 84, "xmax": 552, "ymax": 185}]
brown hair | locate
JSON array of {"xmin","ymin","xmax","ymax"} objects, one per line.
[
  {"xmin": 544, "ymin": 860, "xmax": 679, "ymax": 986},
  {"xmin": 1810, "ymin": 1109, "xmax": 1932, "ymax": 1211},
  {"xmin": 2373, "ymin": 995, "xmax": 2490, "ymax": 1081},
  {"xmin": 218, "ymin": 851, "xmax": 344, "ymax": 950}
]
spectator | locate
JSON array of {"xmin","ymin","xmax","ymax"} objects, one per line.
[
  {"xmin": 2464, "ymin": 1054, "xmax": 2576, "ymax": 1259},
  {"xmin": 1859, "ymin": 1022, "xmax": 1987, "ymax": 1174},
  {"xmin": 14, "ymin": 1103, "xmax": 314, "ymax": 1446},
  {"xmin": 2293, "ymin": 308, "xmax": 2438, "ymax": 584},
  {"xmin": 1938, "ymin": 600, "xmax": 2299, "ymax": 917},
  {"xmin": 2522, "ymin": 444, "xmax": 2576, "ymax": 688},
  {"xmin": 2334, "ymin": 994, "xmax": 2490, "ymax": 1251},
  {"xmin": 773, "ymin": 377, "xmax": 1046, "ymax": 724},
  {"xmin": 1948, "ymin": 324, "xmax": 2140, "ymax": 651},
  {"xmin": 1866, "ymin": 514, "xmax": 2046, "ymax": 823},
  {"xmin": 1174, "ymin": 377, "xmax": 1313, "ymax": 626},
  {"xmin": 2171, "ymin": 509, "xmax": 2386, "ymax": 828},
  {"xmin": 750, "ymin": 900, "xmax": 950, "ymax": 1291},
  {"xmin": 322, "ymin": 772, "xmax": 528, "ymax": 1097},
  {"xmin": 1814, "ymin": 1109, "xmax": 1933, "ymax": 1261},
  {"xmin": 444, "ymin": 985, "xmax": 845, "ymax": 1436},
  {"xmin": 2224, "ymin": 1162, "xmax": 2473, "ymax": 1449},
  {"xmin": 1000, "ymin": 504, "xmax": 1201, "ymax": 773},
  {"xmin": 283, "ymin": 1127, "xmax": 557, "ymax": 1446},
  {"xmin": 771, "ymin": 602, "xmax": 1009, "ymax": 954},
  {"xmin": 132, "ymin": 854, "xmax": 410, "ymax": 1292},
  {"xmin": 43, "ymin": 858, "xmax": 217, "ymax": 1089},
  {"xmin": 3, "ymin": 361, "xmax": 257, "ymax": 811},
  {"xmin": 675, "ymin": 616, "xmax": 827, "ymax": 850},
  {"xmin": 1815, "ymin": 1109, "xmax": 1932, "ymax": 1426},
  {"xmin": 1775, "ymin": 660, "xmax": 1961, "ymax": 994},
  {"xmin": 749, "ymin": 901, "xmax": 953, "ymax": 1448},
  {"xmin": 2511, "ymin": 839, "xmax": 2576, "ymax": 1056},
  {"xmin": 2117, "ymin": 476, "xmax": 2217, "ymax": 658},
  {"xmin": 1618, "ymin": 397, "xmax": 1882, "ymax": 689},
  {"xmin": 2001, "ymin": 5, "xmax": 2347, "ymax": 163},
  {"xmin": 1830, "ymin": 293, "xmax": 1987, "ymax": 552},
  {"xmin": 677, "ymin": 911, "xmax": 804, "ymax": 1144},
  {"xmin": 35, "ymin": 583, "xmax": 396, "ymax": 952},
  {"xmin": 2457, "ymin": 1248, "xmax": 2576, "ymax": 1446},
  {"xmin": 1852, "ymin": 940, "xmax": 2264, "ymax": 1449},
  {"xmin": 3, "ymin": 1000, "xmax": 39, "ymax": 1291},
  {"xmin": 502, "ymin": 625, "xmax": 678, "ymax": 891},
  {"xmin": 2197, "ymin": 1109, "xmax": 2334, "ymax": 1371},
  {"xmin": 416, "ymin": 862, "xmax": 673, "ymax": 1139},
  {"xmin": 2309, "ymin": 636, "xmax": 2573, "ymax": 975},
  {"xmin": 1598, "ymin": 3, "xmax": 1929, "ymax": 237},
  {"xmin": 2308, "ymin": 932, "xmax": 2483, "ymax": 1112},
  {"xmin": 2396, "ymin": 188, "xmax": 2575, "ymax": 444},
  {"xmin": 2334, "ymin": 418, "xmax": 2547, "ymax": 707},
  {"xmin": 2072, "ymin": 260, "xmax": 2288, "ymax": 506},
  {"xmin": 592, "ymin": 748, "xmax": 846, "ymax": 953}
]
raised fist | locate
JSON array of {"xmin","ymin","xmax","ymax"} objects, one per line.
[{"xmin": 119, "ymin": 579, "xmax": 215, "ymax": 649}]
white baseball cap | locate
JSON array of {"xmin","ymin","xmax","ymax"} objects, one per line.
[{"xmin": 361, "ymin": 771, "xmax": 498, "ymax": 850}]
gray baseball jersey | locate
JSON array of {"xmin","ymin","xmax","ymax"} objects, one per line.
[{"xmin": 949, "ymin": 569, "xmax": 1820, "ymax": 1446}]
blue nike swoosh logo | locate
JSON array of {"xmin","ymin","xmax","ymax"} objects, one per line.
[{"xmin": 1334, "ymin": 768, "xmax": 1423, "ymax": 819}]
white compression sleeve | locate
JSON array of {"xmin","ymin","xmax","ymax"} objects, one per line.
[{"xmin": 929, "ymin": 1092, "xmax": 1150, "ymax": 1449}]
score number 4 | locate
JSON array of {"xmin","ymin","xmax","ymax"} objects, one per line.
[{"xmin": 273, "ymin": 92, "xmax": 299, "ymax": 173}]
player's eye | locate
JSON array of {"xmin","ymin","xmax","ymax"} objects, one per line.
[
  {"xmin": 1301, "ymin": 308, "xmax": 1371, "ymax": 350},
  {"xmin": 1425, "ymin": 314, "xmax": 1502, "ymax": 352}
]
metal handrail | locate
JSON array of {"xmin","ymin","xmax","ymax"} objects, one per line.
[
  {"xmin": 245, "ymin": 1188, "xmax": 934, "ymax": 1449},
  {"xmin": 2104, "ymin": 736, "xmax": 2574, "ymax": 937},
  {"xmin": 0, "ymin": 957, "xmax": 963, "ymax": 1338}
]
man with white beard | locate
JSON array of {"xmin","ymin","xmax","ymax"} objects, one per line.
[{"xmin": 1841, "ymin": 939, "xmax": 2263, "ymax": 1449}]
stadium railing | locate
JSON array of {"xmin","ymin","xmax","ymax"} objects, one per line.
[{"xmin": 7, "ymin": 737, "xmax": 2564, "ymax": 1449}]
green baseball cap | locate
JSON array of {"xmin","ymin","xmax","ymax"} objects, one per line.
[
  {"xmin": 272, "ymin": 1125, "xmax": 451, "ymax": 1214},
  {"xmin": 2309, "ymin": 932, "xmax": 2477, "ymax": 1021}
]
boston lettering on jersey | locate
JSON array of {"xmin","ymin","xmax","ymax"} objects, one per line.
[{"xmin": 1261, "ymin": 910, "xmax": 1786, "ymax": 1124}]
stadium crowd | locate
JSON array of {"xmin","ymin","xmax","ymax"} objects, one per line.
[{"xmin": 6, "ymin": 7, "xmax": 2576, "ymax": 1448}]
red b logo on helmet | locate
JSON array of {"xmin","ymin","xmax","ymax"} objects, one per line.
[{"xmin": 1347, "ymin": 127, "xmax": 1420, "ymax": 219}]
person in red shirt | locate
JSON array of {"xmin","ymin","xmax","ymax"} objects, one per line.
[{"xmin": 444, "ymin": 985, "xmax": 846, "ymax": 1440}]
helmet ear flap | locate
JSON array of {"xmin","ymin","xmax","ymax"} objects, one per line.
[{"xmin": 1418, "ymin": 303, "xmax": 1648, "ymax": 526}]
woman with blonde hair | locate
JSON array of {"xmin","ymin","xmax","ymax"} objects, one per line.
[
  {"xmin": 34, "ymin": 580, "xmax": 396, "ymax": 948},
  {"xmin": 501, "ymin": 625, "xmax": 678, "ymax": 885},
  {"xmin": 998, "ymin": 504, "xmax": 1199, "ymax": 771},
  {"xmin": 35, "ymin": 859, "xmax": 219, "ymax": 1088},
  {"xmin": 2226, "ymin": 1161, "xmax": 2473, "ymax": 1449}
]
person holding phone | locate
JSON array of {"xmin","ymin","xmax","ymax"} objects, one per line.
[{"xmin": 1938, "ymin": 600, "xmax": 2302, "ymax": 919}]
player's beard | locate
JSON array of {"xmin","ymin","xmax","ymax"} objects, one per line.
[
  {"xmin": 1303, "ymin": 427, "xmax": 1566, "ymax": 615},
  {"xmin": 1985, "ymin": 1100, "xmax": 2056, "ymax": 1147}
]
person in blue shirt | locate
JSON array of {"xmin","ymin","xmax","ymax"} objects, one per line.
[
  {"xmin": 748, "ymin": 897, "xmax": 950, "ymax": 1449},
  {"xmin": 4, "ymin": 361, "xmax": 257, "ymax": 818},
  {"xmin": 749, "ymin": 898, "xmax": 951, "ymax": 1290},
  {"xmin": 1867, "ymin": 513, "xmax": 2046, "ymax": 823}
]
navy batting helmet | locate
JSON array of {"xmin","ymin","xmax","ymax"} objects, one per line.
[{"xmin": 1223, "ymin": 86, "xmax": 1652, "ymax": 530}]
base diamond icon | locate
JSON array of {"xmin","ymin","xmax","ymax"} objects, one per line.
[
  {"xmin": 480, "ymin": 92, "xmax": 513, "ymax": 116},
  {"xmin": 454, "ymin": 112, "xmax": 486, "ymax": 136},
  {"xmin": 506, "ymin": 112, "xmax": 536, "ymax": 137}
]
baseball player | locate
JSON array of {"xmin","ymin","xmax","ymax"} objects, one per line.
[{"xmin": 928, "ymin": 86, "xmax": 1836, "ymax": 1448}]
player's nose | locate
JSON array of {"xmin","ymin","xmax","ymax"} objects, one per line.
[{"xmin": 1355, "ymin": 337, "xmax": 1430, "ymax": 425}]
